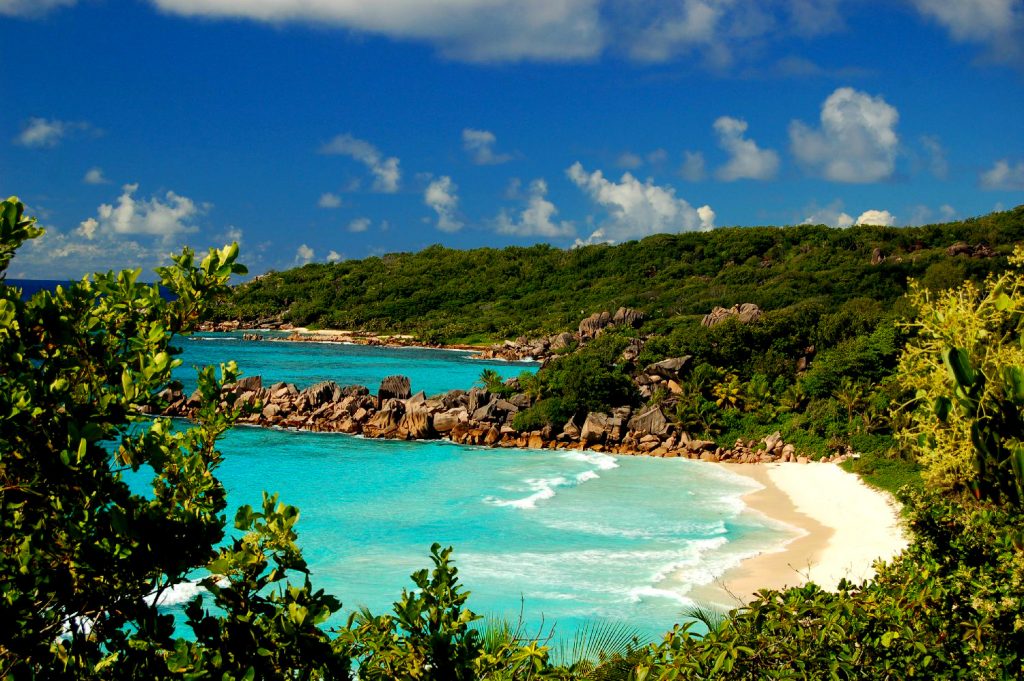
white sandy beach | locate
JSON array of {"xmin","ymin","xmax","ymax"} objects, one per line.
[{"xmin": 696, "ymin": 462, "xmax": 908, "ymax": 606}]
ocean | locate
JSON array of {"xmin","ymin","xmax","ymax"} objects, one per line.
[{"xmin": 148, "ymin": 333, "xmax": 796, "ymax": 643}]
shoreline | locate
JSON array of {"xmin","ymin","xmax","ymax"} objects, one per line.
[
  {"xmin": 692, "ymin": 462, "xmax": 908, "ymax": 608},
  {"xmin": 199, "ymin": 323, "xmax": 517, "ymax": 357}
]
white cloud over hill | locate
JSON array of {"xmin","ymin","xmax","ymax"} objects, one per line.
[
  {"xmin": 567, "ymin": 162, "xmax": 714, "ymax": 243},
  {"xmin": 713, "ymin": 116, "xmax": 780, "ymax": 181},
  {"xmin": 425, "ymin": 176, "xmax": 463, "ymax": 233},
  {"xmin": 981, "ymin": 159, "xmax": 1024, "ymax": 190},
  {"xmin": 495, "ymin": 179, "xmax": 574, "ymax": 238}
]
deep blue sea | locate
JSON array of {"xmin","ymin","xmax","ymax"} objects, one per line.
[{"xmin": 147, "ymin": 332, "xmax": 794, "ymax": 643}]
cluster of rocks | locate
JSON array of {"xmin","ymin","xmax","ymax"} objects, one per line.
[
  {"xmin": 158, "ymin": 373, "xmax": 836, "ymax": 465},
  {"xmin": 476, "ymin": 306, "xmax": 646, "ymax": 362},
  {"xmin": 947, "ymin": 242, "xmax": 996, "ymax": 258},
  {"xmin": 701, "ymin": 303, "xmax": 762, "ymax": 328},
  {"xmin": 198, "ymin": 319, "xmax": 296, "ymax": 332}
]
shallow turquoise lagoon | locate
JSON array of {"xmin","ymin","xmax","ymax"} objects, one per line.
[
  {"xmin": 155, "ymin": 335, "xmax": 793, "ymax": 643},
  {"xmin": 176, "ymin": 331, "xmax": 536, "ymax": 396}
]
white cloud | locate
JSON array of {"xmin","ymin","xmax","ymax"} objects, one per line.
[
  {"xmin": 12, "ymin": 224, "xmax": 156, "ymax": 279},
  {"xmin": 566, "ymin": 162, "xmax": 714, "ymax": 243},
  {"xmin": 78, "ymin": 184, "xmax": 204, "ymax": 241},
  {"xmin": 83, "ymin": 167, "xmax": 109, "ymax": 185},
  {"xmin": 0, "ymin": 0, "xmax": 75, "ymax": 18},
  {"xmin": 147, "ymin": 0, "xmax": 603, "ymax": 63},
  {"xmin": 295, "ymin": 244, "xmax": 315, "ymax": 265},
  {"xmin": 320, "ymin": 134, "xmax": 400, "ymax": 193},
  {"xmin": 801, "ymin": 200, "xmax": 854, "ymax": 227},
  {"xmin": 919, "ymin": 135, "xmax": 948, "ymax": 180},
  {"xmin": 15, "ymin": 118, "xmax": 70, "ymax": 148},
  {"xmin": 462, "ymin": 128, "xmax": 513, "ymax": 165},
  {"xmin": 572, "ymin": 228, "xmax": 614, "ymax": 248},
  {"xmin": 679, "ymin": 151, "xmax": 706, "ymax": 181},
  {"xmin": 713, "ymin": 116, "xmax": 780, "ymax": 181},
  {"xmin": 495, "ymin": 179, "xmax": 575, "ymax": 238},
  {"xmin": 347, "ymin": 217, "xmax": 371, "ymax": 233},
  {"xmin": 789, "ymin": 87, "xmax": 899, "ymax": 183},
  {"xmin": 620, "ymin": 0, "xmax": 725, "ymax": 63},
  {"xmin": 318, "ymin": 192, "xmax": 342, "ymax": 208},
  {"xmin": 424, "ymin": 176, "xmax": 463, "ymax": 232},
  {"xmin": 980, "ymin": 159, "xmax": 1024, "ymax": 190},
  {"xmin": 136, "ymin": 0, "xmax": 863, "ymax": 67},
  {"xmin": 327, "ymin": 250, "xmax": 344, "ymax": 263},
  {"xmin": 911, "ymin": 0, "xmax": 1023, "ymax": 65},
  {"xmin": 855, "ymin": 209, "xmax": 895, "ymax": 226}
]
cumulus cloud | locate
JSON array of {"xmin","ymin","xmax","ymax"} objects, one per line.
[
  {"xmin": 294, "ymin": 244, "xmax": 315, "ymax": 265},
  {"xmin": 318, "ymin": 192, "xmax": 342, "ymax": 208},
  {"xmin": 147, "ymin": 0, "xmax": 603, "ymax": 63},
  {"xmin": 854, "ymin": 209, "xmax": 895, "ymax": 226},
  {"xmin": 347, "ymin": 217, "xmax": 371, "ymax": 233},
  {"xmin": 980, "ymin": 159, "xmax": 1024, "ymax": 190},
  {"xmin": 0, "ymin": 0, "xmax": 75, "ymax": 18},
  {"xmin": 462, "ymin": 128, "xmax": 513, "ymax": 165},
  {"xmin": 566, "ymin": 162, "xmax": 715, "ymax": 243},
  {"xmin": 77, "ymin": 184, "xmax": 204, "ymax": 241},
  {"xmin": 713, "ymin": 116, "xmax": 780, "ymax": 181},
  {"xmin": 83, "ymin": 167, "xmax": 109, "ymax": 185},
  {"xmin": 679, "ymin": 151, "xmax": 707, "ymax": 181},
  {"xmin": 911, "ymin": 0, "xmax": 1023, "ymax": 65},
  {"xmin": 320, "ymin": 134, "xmax": 400, "ymax": 193},
  {"xmin": 425, "ymin": 176, "xmax": 463, "ymax": 232},
  {"xmin": 789, "ymin": 87, "xmax": 899, "ymax": 183},
  {"xmin": 495, "ymin": 179, "xmax": 575, "ymax": 238},
  {"xmin": 327, "ymin": 250, "xmax": 344, "ymax": 263}
]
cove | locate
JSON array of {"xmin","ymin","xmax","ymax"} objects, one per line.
[{"xmin": 155, "ymin": 335, "xmax": 794, "ymax": 642}]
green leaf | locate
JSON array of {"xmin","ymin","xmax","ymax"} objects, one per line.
[{"xmin": 942, "ymin": 347, "xmax": 975, "ymax": 388}]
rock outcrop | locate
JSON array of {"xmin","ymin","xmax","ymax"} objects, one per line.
[
  {"xmin": 701, "ymin": 303, "xmax": 763, "ymax": 328},
  {"xmin": 378, "ymin": 375, "xmax": 411, "ymax": 403},
  {"xmin": 161, "ymin": 370, "xmax": 840, "ymax": 466}
]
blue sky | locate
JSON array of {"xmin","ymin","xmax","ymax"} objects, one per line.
[{"xmin": 2, "ymin": 0, "xmax": 1023, "ymax": 278}]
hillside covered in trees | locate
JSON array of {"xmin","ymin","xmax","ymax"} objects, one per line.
[{"xmin": 215, "ymin": 206, "xmax": 1024, "ymax": 344}]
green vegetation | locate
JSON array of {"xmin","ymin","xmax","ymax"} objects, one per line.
[
  {"xmin": 4, "ymin": 197, "xmax": 1024, "ymax": 677},
  {"xmin": 216, "ymin": 207, "xmax": 1024, "ymax": 343}
]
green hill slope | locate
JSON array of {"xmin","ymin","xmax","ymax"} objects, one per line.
[{"xmin": 214, "ymin": 206, "xmax": 1024, "ymax": 343}]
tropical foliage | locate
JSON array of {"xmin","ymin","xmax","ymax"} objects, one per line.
[{"xmin": 4, "ymin": 197, "xmax": 1024, "ymax": 678}]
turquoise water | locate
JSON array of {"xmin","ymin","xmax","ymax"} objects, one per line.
[
  {"xmin": 177, "ymin": 331, "xmax": 536, "ymax": 396},
  {"xmin": 153, "ymin": 334, "xmax": 794, "ymax": 643}
]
